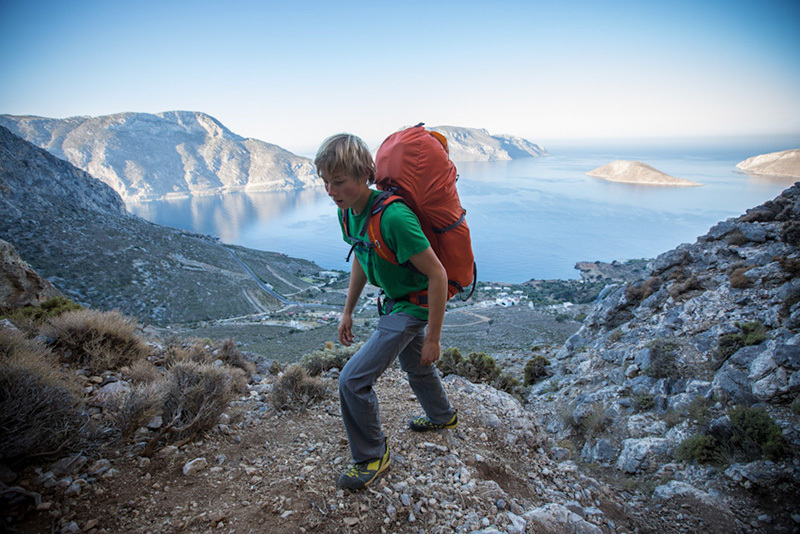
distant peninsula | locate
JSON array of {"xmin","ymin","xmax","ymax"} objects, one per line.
[
  {"xmin": 587, "ymin": 160, "xmax": 702, "ymax": 187},
  {"xmin": 428, "ymin": 125, "xmax": 547, "ymax": 162},
  {"xmin": 736, "ymin": 148, "xmax": 800, "ymax": 179}
]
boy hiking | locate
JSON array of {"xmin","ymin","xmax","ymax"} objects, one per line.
[{"xmin": 314, "ymin": 132, "xmax": 458, "ymax": 490}]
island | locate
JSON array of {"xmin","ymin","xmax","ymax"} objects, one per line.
[
  {"xmin": 736, "ymin": 148, "xmax": 800, "ymax": 179},
  {"xmin": 586, "ymin": 160, "xmax": 702, "ymax": 186}
]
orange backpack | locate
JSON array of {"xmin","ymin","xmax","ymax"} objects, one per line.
[{"xmin": 342, "ymin": 123, "xmax": 476, "ymax": 306}]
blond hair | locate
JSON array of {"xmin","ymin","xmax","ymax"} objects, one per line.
[{"xmin": 314, "ymin": 133, "xmax": 376, "ymax": 184}]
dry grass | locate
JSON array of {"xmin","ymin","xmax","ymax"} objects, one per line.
[
  {"xmin": 729, "ymin": 266, "xmax": 754, "ymax": 289},
  {"xmin": 105, "ymin": 382, "xmax": 165, "ymax": 440},
  {"xmin": 42, "ymin": 309, "xmax": 151, "ymax": 373},
  {"xmin": 163, "ymin": 338, "xmax": 255, "ymax": 378},
  {"xmin": 0, "ymin": 330, "xmax": 83, "ymax": 463},
  {"xmin": 270, "ymin": 364, "xmax": 330, "ymax": 411}
]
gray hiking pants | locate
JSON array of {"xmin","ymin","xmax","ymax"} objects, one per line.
[{"xmin": 339, "ymin": 312, "xmax": 454, "ymax": 463}]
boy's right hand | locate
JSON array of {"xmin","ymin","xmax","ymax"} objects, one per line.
[{"xmin": 338, "ymin": 314, "xmax": 355, "ymax": 346}]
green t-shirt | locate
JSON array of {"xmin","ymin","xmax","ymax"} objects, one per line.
[{"xmin": 339, "ymin": 189, "xmax": 430, "ymax": 320}]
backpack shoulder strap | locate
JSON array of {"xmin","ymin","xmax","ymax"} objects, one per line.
[{"xmin": 366, "ymin": 190, "xmax": 404, "ymax": 265}]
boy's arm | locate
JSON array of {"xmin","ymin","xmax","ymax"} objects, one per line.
[
  {"xmin": 408, "ymin": 246, "xmax": 447, "ymax": 366},
  {"xmin": 339, "ymin": 258, "xmax": 367, "ymax": 346}
]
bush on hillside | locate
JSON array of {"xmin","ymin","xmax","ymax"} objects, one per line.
[
  {"xmin": 141, "ymin": 361, "xmax": 241, "ymax": 456},
  {"xmin": 675, "ymin": 406, "xmax": 789, "ymax": 466},
  {"xmin": 438, "ymin": 347, "xmax": 526, "ymax": 399},
  {"xmin": 42, "ymin": 309, "xmax": 151, "ymax": 373},
  {"xmin": 716, "ymin": 321, "xmax": 768, "ymax": 363},
  {"xmin": 645, "ymin": 338, "xmax": 680, "ymax": 379},
  {"xmin": 270, "ymin": 364, "xmax": 330, "ymax": 411},
  {"xmin": 301, "ymin": 342, "xmax": 360, "ymax": 376},
  {"xmin": 523, "ymin": 355, "xmax": 550, "ymax": 385},
  {"xmin": 625, "ymin": 277, "xmax": 661, "ymax": 304},
  {"xmin": 0, "ymin": 330, "xmax": 83, "ymax": 463},
  {"xmin": 162, "ymin": 338, "xmax": 255, "ymax": 380},
  {"xmin": 729, "ymin": 406, "xmax": 789, "ymax": 462},
  {"xmin": 729, "ymin": 266, "xmax": 754, "ymax": 289},
  {"xmin": 105, "ymin": 382, "xmax": 165, "ymax": 440},
  {"xmin": 0, "ymin": 296, "xmax": 81, "ymax": 328}
]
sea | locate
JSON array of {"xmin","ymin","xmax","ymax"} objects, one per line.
[{"xmin": 128, "ymin": 137, "xmax": 800, "ymax": 284}]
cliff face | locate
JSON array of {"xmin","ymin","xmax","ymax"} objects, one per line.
[{"xmin": 0, "ymin": 111, "xmax": 319, "ymax": 202}]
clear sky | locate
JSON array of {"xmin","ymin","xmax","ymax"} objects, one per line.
[{"xmin": 1, "ymin": 0, "xmax": 798, "ymax": 155}]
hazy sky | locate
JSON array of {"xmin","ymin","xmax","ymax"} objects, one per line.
[{"xmin": 1, "ymin": 0, "xmax": 798, "ymax": 154}]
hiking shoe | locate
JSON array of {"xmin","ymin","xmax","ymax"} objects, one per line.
[
  {"xmin": 408, "ymin": 411, "xmax": 458, "ymax": 432},
  {"xmin": 338, "ymin": 440, "xmax": 391, "ymax": 489}
]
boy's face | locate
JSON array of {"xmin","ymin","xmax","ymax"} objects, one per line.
[{"xmin": 322, "ymin": 173, "xmax": 370, "ymax": 212}]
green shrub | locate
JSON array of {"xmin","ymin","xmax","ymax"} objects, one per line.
[
  {"xmin": 0, "ymin": 331, "xmax": 83, "ymax": 463},
  {"xmin": 645, "ymin": 338, "xmax": 679, "ymax": 379},
  {"xmin": 524, "ymin": 355, "xmax": 551, "ymax": 385},
  {"xmin": 42, "ymin": 309, "xmax": 151, "ymax": 373},
  {"xmin": 438, "ymin": 349, "xmax": 500, "ymax": 384},
  {"xmin": 270, "ymin": 364, "xmax": 329, "ymax": 411},
  {"xmin": 0, "ymin": 296, "xmax": 81, "ymax": 326},
  {"xmin": 300, "ymin": 342, "xmax": 360, "ymax": 376},
  {"xmin": 716, "ymin": 321, "xmax": 768, "ymax": 362},
  {"xmin": 633, "ymin": 394, "xmax": 655, "ymax": 412},
  {"xmin": 675, "ymin": 434, "xmax": 724, "ymax": 465},
  {"xmin": 729, "ymin": 406, "xmax": 789, "ymax": 462}
]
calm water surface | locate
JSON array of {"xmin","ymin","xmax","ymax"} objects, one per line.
[{"xmin": 128, "ymin": 140, "xmax": 798, "ymax": 283}]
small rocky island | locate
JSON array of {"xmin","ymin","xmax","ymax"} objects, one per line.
[
  {"xmin": 737, "ymin": 148, "xmax": 800, "ymax": 179},
  {"xmin": 587, "ymin": 160, "xmax": 702, "ymax": 186}
]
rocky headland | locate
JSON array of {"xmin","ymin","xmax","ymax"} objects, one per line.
[
  {"xmin": 0, "ymin": 111, "xmax": 318, "ymax": 202},
  {"xmin": 587, "ymin": 160, "xmax": 702, "ymax": 187},
  {"xmin": 736, "ymin": 148, "xmax": 800, "ymax": 179},
  {"xmin": 427, "ymin": 125, "xmax": 548, "ymax": 162}
]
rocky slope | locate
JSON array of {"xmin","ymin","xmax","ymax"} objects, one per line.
[
  {"xmin": 0, "ymin": 125, "xmax": 327, "ymax": 325},
  {"xmin": 428, "ymin": 126, "xmax": 548, "ymax": 162},
  {"xmin": 587, "ymin": 160, "xmax": 702, "ymax": 186},
  {"xmin": 736, "ymin": 149, "xmax": 800, "ymax": 179},
  {"xmin": 0, "ymin": 111, "xmax": 318, "ymax": 202},
  {"xmin": 528, "ymin": 183, "xmax": 800, "ymax": 531}
]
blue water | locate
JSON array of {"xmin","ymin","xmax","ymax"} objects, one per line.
[{"xmin": 128, "ymin": 139, "xmax": 799, "ymax": 283}]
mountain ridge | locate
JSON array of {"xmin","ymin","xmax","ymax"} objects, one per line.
[{"xmin": 0, "ymin": 111, "xmax": 319, "ymax": 202}]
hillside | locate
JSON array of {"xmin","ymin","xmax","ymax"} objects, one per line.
[
  {"xmin": 428, "ymin": 126, "xmax": 547, "ymax": 162},
  {"xmin": 0, "ymin": 112, "xmax": 318, "ymax": 202},
  {"xmin": 587, "ymin": 160, "xmax": 702, "ymax": 186},
  {"xmin": 0, "ymin": 125, "xmax": 331, "ymax": 326}
]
